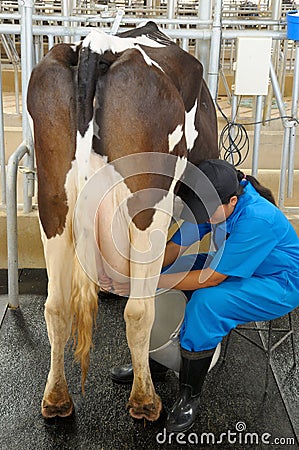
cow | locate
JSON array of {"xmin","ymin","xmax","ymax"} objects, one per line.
[{"xmin": 27, "ymin": 21, "xmax": 218, "ymax": 422}]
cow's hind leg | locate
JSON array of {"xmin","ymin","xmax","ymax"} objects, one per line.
[
  {"xmin": 124, "ymin": 215, "xmax": 172, "ymax": 421},
  {"xmin": 125, "ymin": 295, "xmax": 162, "ymax": 421},
  {"xmin": 41, "ymin": 231, "xmax": 74, "ymax": 418}
]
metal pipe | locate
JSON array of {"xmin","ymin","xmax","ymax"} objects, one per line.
[
  {"xmin": 0, "ymin": 58, "xmax": 6, "ymax": 205},
  {"xmin": 278, "ymin": 40, "xmax": 288, "ymax": 94},
  {"xmin": 20, "ymin": 1, "xmax": 27, "ymax": 162},
  {"xmin": 6, "ymin": 143, "xmax": 29, "ymax": 308},
  {"xmin": 269, "ymin": 61, "xmax": 292, "ymax": 209},
  {"xmin": 0, "ymin": 14, "xmax": 21, "ymax": 20},
  {"xmin": 20, "ymin": 13, "xmax": 283, "ymax": 27},
  {"xmin": 287, "ymin": 41, "xmax": 299, "ymax": 198},
  {"xmin": 30, "ymin": 14, "xmax": 211, "ymax": 25},
  {"xmin": 14, "ymin": 65, "xmax": 20, "ymax": 115},
  {"xmin": 229, "ymin": 94, "xmax": 238, "ymax": 165},
  {"xmin": 278, "ymin": 127, "xmax": 291, "ymax": 208},
  {"xmin": 0, "ymin": 22, "xmax": 280, "ymax": 41},
  {"xmin": 269, "ymin": 61, "xmax": 288, "ymax": 120},
  {"xmin": 30, "ymin": 25, "xmax": 211, "ymax": 38},
  {"xmin": 62, "ymin": 0, "xmax": 71, "ymax": 43},
  {"xmin": 222, "ymin": 30, "xmax": 286, "ymax": 39},
  {"xmin": 272, "ymin": 0, "xmax": 282, "ymax": 23},
  {"xmin": 207, "ymin": 0, "xmax": 223, "ymax": 100},
  {"xmin": 21, "ymin": 0, "xmax": 34, "ymax": 214},
  {"xmin": 48, "ymin": 34, "xmax": 54, "ymax": 50},
  {"xmin": 195, "ymin": 0, "xmax": 212, "ymax": 80},
  {"xmin": 167, "ymin": 0, "xmax": 177, "ymax": 29},
  {"xmin": 281, "ymin": 206, "xmax": 299, "ymax": 214},
  {"xmin": 110, "ymin": 9, "xmax": 124, "ymax": 35},
  {"xmin": 181, "ymin": 37, "xmax": 188, "ymax": 52},
  {"xmin": 0, "ymin": 24, "xmax": 20, "ymax": 34},
  {"xmin": 0, "ymin": 10, "xmax": 287, "ymax": 27},
  {"xmin": 222, "ymin": 19, "xmax": 284, "ymax": 26},
  {"xmin": 252, "ymin": 95, "xmax": 264, "ymax": 177},
  {"xmin": 263, "ymin": 0, "xmax": 282, "ymax": 124}
]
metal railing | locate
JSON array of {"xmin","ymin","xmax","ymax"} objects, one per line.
[
  {"xmin": 0, "ymin": 0, "xmax": 298, "ymax": 306},
  {"xmin": 1, "ymin": 34, "xmax": 20, "ymax": 114}
]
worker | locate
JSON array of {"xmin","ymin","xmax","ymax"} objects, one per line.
[{"xmin": 111, "ymin": 159, "xmax": 299, "ymax": 433}]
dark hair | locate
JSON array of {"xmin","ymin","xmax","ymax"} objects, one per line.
[
  {"xmin": 222, "ymin": 169, "xmax": 276, "ymax": 205},
  {"xmin": 237, "ymin": 170, "xmax": 276, "ymax": 205}
]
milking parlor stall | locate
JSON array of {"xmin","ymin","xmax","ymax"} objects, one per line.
[{"xmin": 0, "ymin": 1, "xmax": 299, "ymax": 449}]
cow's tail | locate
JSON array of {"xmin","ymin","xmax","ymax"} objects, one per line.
[
  {"xmin": 77, "ymin": 40, "xmax": 117, "ymax": 137},
  {"xmin": 70, "ymin": 255, "xmax": 98, "ymax": 392}
]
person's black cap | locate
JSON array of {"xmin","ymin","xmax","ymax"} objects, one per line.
[{"xmin": 178, "ymin": 159, "xmax": 239, "ymax": 223}]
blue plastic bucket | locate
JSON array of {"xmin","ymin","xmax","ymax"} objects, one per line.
[{"xmin": 287, "ymin": 10, "xmax": 299, "ymax": 41}]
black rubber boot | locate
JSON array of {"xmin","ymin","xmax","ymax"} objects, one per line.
[
  {"xmin": 166, "ymin": 347, "xmax": 215, "ymax": 433},
  {"xmin": 110, "ymin": 358, "xmax": 168, "ymax": 384}
]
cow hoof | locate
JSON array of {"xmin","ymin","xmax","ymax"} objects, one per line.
[
  {"xmin": 41, "ymin": 396, "xmax": 74, "ymax": 419},
  {"xmin": 128, "ymin": 395, "xmax": 162, "ymax": 422}
]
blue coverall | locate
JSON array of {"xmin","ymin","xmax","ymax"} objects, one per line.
[{"xmin": 166, "ymin": 180, "xmax": 299, "ymax": 352}]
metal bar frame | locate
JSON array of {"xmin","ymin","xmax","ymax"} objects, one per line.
[
  {"xmin": 252, "ymin": 95, "xmax": 264, "ymax": 177},
  {"xmin": 6, "ymin": 142, "xmax": 29, "ymax": 308},
  {"xmin": 221, "ymin": 312, "xmax": 296, "ymax": 395},
  {"xmin": 0, "ymin": 58, "xmax": 6, "ymax": 205},
  {"xmin": 287, "ymin": 41, "xmax": 299, "ymax": 197}
]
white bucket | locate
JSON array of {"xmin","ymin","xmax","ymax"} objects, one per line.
[{"xmin": 149, "ymin": 289, "xmax": 221, "ymax": 372}]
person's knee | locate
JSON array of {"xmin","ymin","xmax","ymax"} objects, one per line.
[
  {"xmin": 186, "ymin": 288, "xmax": 217, "ymax": 320},
  {"xmin": 181, "ymin": 290, "xmax": 220, "ymax": 352}
]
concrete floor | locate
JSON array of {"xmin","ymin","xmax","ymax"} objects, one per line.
[{"xmin": 0, "ymin": 270, "xmax": 298, "ymax": 450}]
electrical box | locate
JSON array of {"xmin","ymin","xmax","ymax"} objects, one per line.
[{"xmin": 233, "ymin": 37, "xmax": 272, "ymax": 96}]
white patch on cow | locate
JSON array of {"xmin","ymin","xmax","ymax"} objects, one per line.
[
  {"xmin": 168, "ymin": 124, "xmax": 183, "ymax": 153},
  {"xmin": 171, "ymin": 155, "xmax": 187, "ymax": 193},
  {"xmin": 82, "ymin": 29, "xmax": 165, "ymax": 70},
  {"xmin": 135, "ymin": 45, "xmax": 163, "ymax": 71},
  {"xmin": 83, "ymin": 29, "xmax": 165, "ymax": 53},
  {"xmin": 75, "ymin": 121, "xmax": 93, "ymax": 187},
  {"xmin": 153, "ymin": 155, "xmax": 187, "ymax": 224},
  {"xmin": 185, "ymin": 100, "xmax": 198, "ymax": 151}
]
